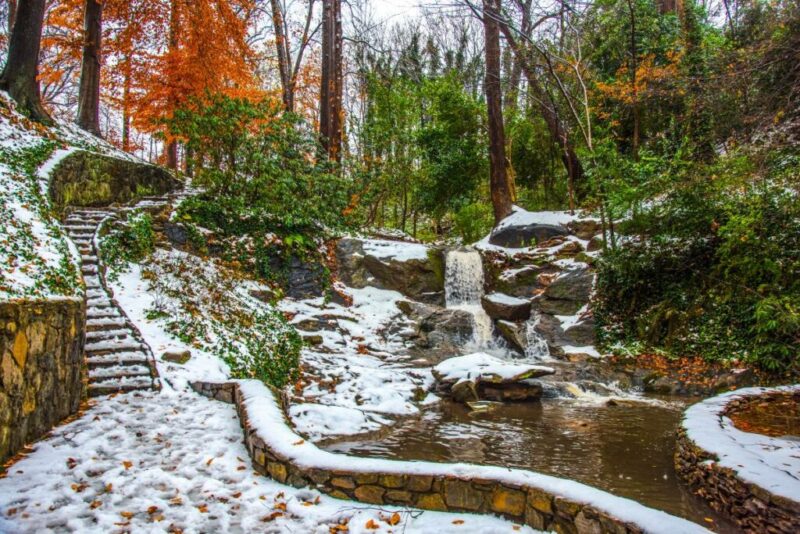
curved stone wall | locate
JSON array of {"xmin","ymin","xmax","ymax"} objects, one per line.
[
  {"xmin": 48, "ymin": 150, "xmax": 181, "ymax": 213},
  {"xmin": 0, "ymin": 298, "xmax": 86, "ymax": 465},
  {"xmin": 675, "ymin": 386, "xmax": 800, "ymax": 534},
  {"xmin": 192, "ymin": 380, "xmax": 710, "ymax": 534}
]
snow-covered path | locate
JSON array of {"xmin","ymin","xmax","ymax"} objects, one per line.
[{"xmin": 0, "ymin": 388, "xmax": 536, "ymax": 534}]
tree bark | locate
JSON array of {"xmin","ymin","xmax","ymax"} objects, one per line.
[
  {"xmin": 270, "ymin": 0, "xmax": 293, "ymax": 111},
  {"xmin": 483, "ymin": 0, "xmax": 513, "ymax": 225},
  {"xmin": 0, "ymin": 0, "xmax": 50, "ymax": 123},
  {"xmin": 319, "ymin": 0, "xmax": 342, "ymax": 162},
  {"xmin": 76, "ymin": 0, "xmax": 103, "ymax": 136},
  {"xmin": 8, "ymin": 0, "xmax": 17, "ymax": 33},
  {"xmin": 165, "ymin": 0, "xmax": 180, "ymax": 169}
]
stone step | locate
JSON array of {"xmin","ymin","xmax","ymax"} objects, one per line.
[
  {"xmin": 88, "ymin": 364, "xmax": 152, "ymax": 380},
  {"xmin": 87, "ymin": 308, "xmax": 121, "ymax": 319},
  {"xmin": 81, "ymin": 255, "xmax": 98, "ymax": 264},
  {"xmin": 86, "ymin": 317, "xmax": 128, "ymax": 332},
  {"xmin": 85, "ymin": 328, "xmax": 132, "ymax": 342},
  {"xmin": 85, "ymin": 338, "xmax": 143, "ymax": 354},
  {"xmin": 87, "ymin": 297, "xmax": 113, "ymax": 308},
  {"xmin": 88, "ymin": 377, "xmax": 155, "ymax": 397},
  {"xmin": 86, "ymin": 289, "xmax": 106, "ymax": 298},
  {"xmin": 82, "ymin": 265, "xmax": 99, "ymax": 275},
  {"xmin": 86, "ymin": 351, "xmax": 151, "ymax": 368}
]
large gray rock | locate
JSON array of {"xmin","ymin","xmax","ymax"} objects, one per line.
[
  {"xmin": 396, "ymin": 302, "xmax": 476, "ymax": 363},
  {"xmin": 336, "ymin": 238, "xmax": 444, "ymax": 304},
  {"xmin": 489, "ymin": 223, "xmax": 568, "ymax": 248},
  {"xmin": 538, "ymin": 266, "xmax": 594, "ymax": 315},
  {"xmin": 480, "ymin": 293, "xmax": 531, "ymax": 322},
  {"xmin": 495, "ymin": 320, "xmax": 526, "ymax": 353}
]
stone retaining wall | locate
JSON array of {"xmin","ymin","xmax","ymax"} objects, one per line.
[
  {"xmin": 675, "ymin": 389, "xmax": 800, "ymax": 534},
  {"xmin": 193, "ymin": 380, "xmax": 708, "ymax": 534},
  {"xmin": 1, "ymin": 298, "xmax": 86, "ymax": 465}
]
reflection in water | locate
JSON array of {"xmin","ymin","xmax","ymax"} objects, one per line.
[{"xmin": 326, "ymin": 398, "xmax": 737, "ymax": 532}]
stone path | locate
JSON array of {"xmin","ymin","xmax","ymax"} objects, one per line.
[{"xmin": 64, "ymin": 208, "xmax": 160, "ymax": 397}]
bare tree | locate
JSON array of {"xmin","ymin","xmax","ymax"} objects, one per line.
[{"xmin": 269, "ymin": 0, "xmax": 319, "ymax": 112}]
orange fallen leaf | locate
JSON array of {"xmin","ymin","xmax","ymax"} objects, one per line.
[
  {"xmin": 231, "ymin": 492, "xmax": 242, "ymax": 499},
  {"xmin": 365, "ymin": 519, "xmax": 379, "ymax": 529},
  {"xmin": 206, "ymin": 458, "xmax": 214, "ymax": 466},
  {"xmin": 89, "ymin": 501, "xmax": 101, "ymax": 510},
  {"xmin": 452, "ymin": 519, "xmax": 464, "ymax": 525},
  {"xmin": 120, "ymin": 511, "xmax": 134, "ymax": 519},
  {"xmin": 122, "ymin": 461, "xmax": 133, "ymax": 470},
  {"xmin": 388, "ymin": 512, "xmax": 401, "ymax": 525},
  {"xmin": 147, "ymin": 506, "xmax": 160, "ymax": 515},
  {"xmin": 197, "ymin": 504, "xmax": 208, "ymax": 513},
  {"xmin": 262, "ymin": 511, "xmax": 283, "ymax": 522},
  {"xmin": 292, "ymin": 439, "xmax": 305, "ymax": 446}
]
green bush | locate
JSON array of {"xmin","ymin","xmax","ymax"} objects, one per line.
[
  {"xmin": 595, "ymin": 150, "xmax": 800, "ymax": 373},
  {"xmin": 100, "ymin": 211, "xmax": 155, "ymax": 277}
]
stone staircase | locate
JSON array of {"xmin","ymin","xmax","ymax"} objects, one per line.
[{"xmin": 64, "ymin": 208, "xmax": 161, "ymax": 397}]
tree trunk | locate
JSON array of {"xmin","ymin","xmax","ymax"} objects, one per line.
[
  {"xmin": 122, "ymin": 55, "xmax": 131, "ymax": 151},
  {"xmin": 319, "ymin": 0, "xmax": 343, "ymax": 162},
  {"xmin": 270, "ymin": 0, "xmax": 293, "ymax": 112},
  {"xmin": 8, "ymin": 0, "xmax": 17, "ymax": 32},
  {"xmin": 483, "ymin": 0, "xmax": 513, "ymax": 225},
  {"xmin": 0, "ymin": 0, "xmax": 50, "ymax": 123},
  {"xmin": 76, "ymin": 0, "xmax": 103, "ymax": 136},
  {"xmin": 164, "ymin": 0, "xmax": 180, "ymax": 169}
]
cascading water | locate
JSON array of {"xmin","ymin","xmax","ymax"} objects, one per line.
[
  {"xmin": 524, "ymin": 311, "xmax": 551, "ymax": 360},
  {"xmin": 444, "ymin": 249, "xmax": 494, "ymax": 349}
]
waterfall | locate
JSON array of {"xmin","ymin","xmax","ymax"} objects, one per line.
[
  {"xmin": 524, "ymin": 312, "xmax": 551, "ymax": 360},
  {"xmin": 444, "ymin": 249, "xmax": 494, "ymax": 349}
]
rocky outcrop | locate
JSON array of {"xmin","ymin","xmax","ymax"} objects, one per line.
[
  {"xmin": 481, "ymin": 293, "xmax": 531, "ymax": 322},
  {"xmin": 337, "ymin": 238, "xmax": 444, "ymax": 304},
  {"xmin": 0, "ymin": 298, "xmax": 86, "ymax": 465},
  {"xmin": 49, "ymin": 150, "xmax": 181, "ymax": 213},
  {"xmin": 398, "ymin": 302, "xmax": 475, "ymax": 363}
]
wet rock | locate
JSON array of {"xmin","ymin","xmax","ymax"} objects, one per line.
[
  {"xmin": 161, "ymin": 350, "xmax": 191, "ymax": 364},
  {"xmin": 495, "ymin": 320, "xmax": 526, "ymax": 353},
  {"xmin": 293, "ymin": 316, "xmax": 340, "ymax": 332},
  {"xmin": 164, "ymin": 222, "xmax": 189, "ymax": 247},
  {"xmin": 285, "ymin": 256, "xmax": 325, "ymax": 299},
  {"xmin": 587, "ymin": 235, "xmax": 604, "ymax": 252},
  {"xmin": 481, "ymin": 293, "xmax": 531, "ymax": 322},
  {"xmin": 489, "ymin": 223, "xmax": 568, "ymax": 248},
  {"xmin": 538, "ymin": 266, "xmax": 594, "ymax": 315},
  {"xmin": 411, "ymin": 308, "xmax": 476, "ymax": 363},
  {"xmin": 562, "ymin": 317, "xmax": 596, "ymax": 346}
]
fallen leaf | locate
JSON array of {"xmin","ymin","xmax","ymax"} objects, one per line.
[
  {"xmin": 292, "ymin": 439, "xmax": 305, "ymax": 446},
  {"xmin": 122, "ymin": 461, "xmax": 133, "ymax": 470},
  {"xmin": 66, "ymin": 458, "xmax": 78, "ymax": 469},
  {"xmin": 231, "ymin": 492, "xmax": 242, "ymax": 499},
  {"xmin": 388, "ymin": 512, "xmax": 401, "ymax": 525},
  {"xmin": 274, "ymin": 502, "xmax": 287, "ymax": 512},
  {"xmin": 147, "ymin": 506, "xmax": 160, "ymax": 515},
  {"xmin": 169, "ymin": 496, "xmax": 183, "ymax": 506},
  {"xmin": 365, "ymin": 519, "xmax": 379, "ymax": 530},
  {"xmin": 452, "ymin": 519, "xmax": 464, "ymax": 525},
  {"xmin": 120, "ymin": 511, "xmax": 134, "ymax": 519},
  {"xmin": 197, "ymin": 504, "xmax": 208, "ymax": 513},
  {"xmin": 206, "ymin": 458, "xmax": 214, "ymax": 466},
  {"xmin": 262, "ymin": 511, "xmax": 284, "ymax": 522},
  {"xmin": 89, "ymin": 501, "xmax": 101, "ymax": 510}
]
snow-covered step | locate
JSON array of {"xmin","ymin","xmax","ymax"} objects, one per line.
[
  {"xmin": 82, "ymin": 265, "xmax": 99, "ymax": 275},
  {"xmin": 88, "ymin": 364, "xmax": 152, "ymax": 380},
  {"xmin": 86, "ymin": 317, "xmax": 128, "ymax": 332},
  {"xmin": 87, "ymin": 308, "xmax": 121, "ymax": 319},
  {"xmin": 81, "ymin": 255, "xmax": 98, "ymax": 264},
  {"xmin": 85, "ymin": 328, "xmax": 132, "ymax": 342},
  {"xmin": 87, "ymin": 297, "xmax": 113, "ymax": 307},
  {"xmin": 86, "ymin": 289, "xmax": 106, "ymax": 298},
  {"xmin": 86, "ymin": 351, "xmax": 151, "ymax": 368},
  {"xmin": 85, "ymin": 338, "xmax": 143, "ymax": 353},
  {"xmin": 88, "ymin": 377, "xmax": 154, "ymax": 397}
]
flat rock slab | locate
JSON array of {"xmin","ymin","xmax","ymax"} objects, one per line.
[{"xmin": 432, "ymin": 353, "xmax": 555, "ymax": 403}]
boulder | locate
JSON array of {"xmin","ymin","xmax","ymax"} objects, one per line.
[
  {"xmin": 538, "ymin": 266, "xmax": 594, "ymax": 315},
  {"xmin": 414, "ymin": 308, "xmax": 476, "ymax": 362},
  {"xmin": 495, "ymin": 320, "xmax": 527, "ymax": 353},
  {"xmin": 336, "ymin": 238, "xmax": 444, "ymax": 305},
  {"xmin": 563, "ymin": 317, "xmax": 596, "ymax": 346},
  {"xmin": 481, "ymin": 293, "xmax": 531, "ymax": 322},
  {"xmin": 489, "ymin": 223, "xmax": 568, "ymax": 248},
  {"xmin": 285, "ymin": 256, "xmax": 326, "ymax": 299},
  {"xmin": 587, "ymin": 235, "xmax": 604, "ymax": 252},
  {"xmin": 162, "ymin": 350, "xmax": 191, "ymax": 364},
  {"xmin": 555, "ymin": 241, "xmax": 584, "ymax": 258}
]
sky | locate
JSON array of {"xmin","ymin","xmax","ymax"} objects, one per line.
[{"xmin": 370, "ymin": 0, "xmax": 422, "ymax": 23}]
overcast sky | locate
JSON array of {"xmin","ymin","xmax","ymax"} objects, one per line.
[{"xmin": 370, "ymin": 0, "xmax": 422, "ymax": 22}]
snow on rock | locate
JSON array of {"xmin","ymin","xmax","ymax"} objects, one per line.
[
  {"xmin": 495, "ymin": 206, "xmax": 581, "ymax": 231},
  {"xmin": 682, "ymin": 385, "xmax": 800, "ymax": 502},
  {"xmin": 0, "ymin": 388, "xmax": 536, "ymax": 534},
  {"xmin": 361, "ymin": 238, "xmax": 430, "ymax": 262},
  {"xmin": 239, "ymin": 379, "xmax": 712, "ymax": 534},
  {"xmin": 432, "ymin": 352, "xmax": 555, "ymax": 385}
]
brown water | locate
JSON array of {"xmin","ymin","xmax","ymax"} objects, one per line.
[{"xmin": 325, "ymin": 397, "xmax": 738, "ymax": 532}]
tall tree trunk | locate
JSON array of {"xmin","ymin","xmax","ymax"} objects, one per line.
[
  {"xmin": 76, "ymin": 0, "xmax": 103, "ymax": 136},
  {"xmin": 8, "ymin": 0, "xmax": 17, "ymax": 32},
  {"xmin": 121, "ymin": 55, "xmax": 131, "ymax": 151},
  {"xmin": 483, "ymin": 0, "xmax": 513, "ymax": 225},
  {"xmin": 164, "ymin": 0, "xmax": 180, "ymax": 169},
  {"xmin": 0, "ymin": 0, "xmax": 50, "ymax": 123},
  {"xmin": 270, "ymin": 0, "xmax": 293, "ymax": 111},
  {"xmin": 496, "ymin": 19, "xmax": 586, "ymax": 199},
  {"xmin": 319, "ymin": 0, "xmax": 342, "ymax": 162}
]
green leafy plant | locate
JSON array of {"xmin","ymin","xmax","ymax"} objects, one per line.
[{"xmin": 100, "ymin": 211, "xmax": 155, "ymax": 278}]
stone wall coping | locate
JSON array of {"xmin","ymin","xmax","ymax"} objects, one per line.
[
  {"xmin": 681, "ymin": 384, "xmax": 800, "ymax": 502},
  {"xmin": 0, "ymin": 296, "xmax": 85, "ymax": 305},
  {"xmin": 200, "ymin": 379, "xmax": 710, "ymax": 534}
]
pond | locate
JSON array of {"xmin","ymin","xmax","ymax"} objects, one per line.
[{"xmin": 325, "ymin": 396, "xmax": 738, "ymax": 532}]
